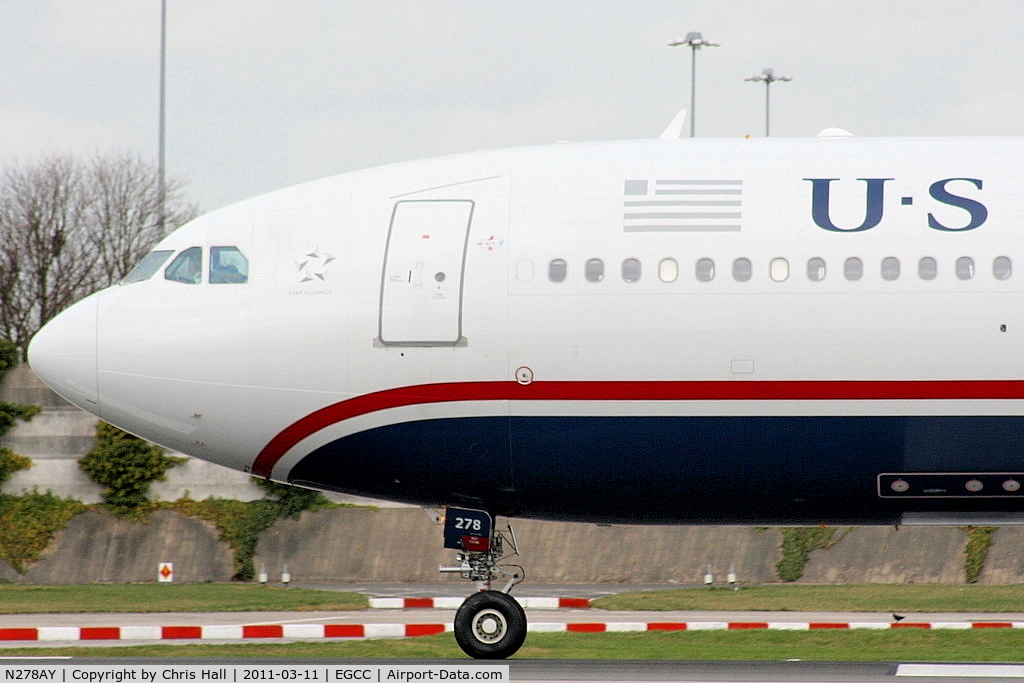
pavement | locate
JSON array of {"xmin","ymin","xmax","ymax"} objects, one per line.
[
  {"xmin": 2, "ymin": 583, "xmax": 1024, "ymax": 650},
  {"xmin": 3, "ymin": 600, "xmax": 1024, "ymax": 645}
]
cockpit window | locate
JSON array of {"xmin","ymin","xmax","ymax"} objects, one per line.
[
  {"xmin": 210, "ymin": 246, "xmax": 249, "ymax": 284},
  {"xmin": 165, "ymin": 247, "xmax": 203, "ymax": 284},
  {"xmin": 121, "ymin": 250, "xmax": 174, "ymax": 284}
]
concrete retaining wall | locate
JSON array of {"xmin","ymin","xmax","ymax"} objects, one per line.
[
  {"xmin": 800, "ymin": 527, "xmax": 967, "ymax": 584},
  {"xmin": 254, "ymin": 510, "xmax": 786, "ymax": 584},
  {"xmin": 979, "ymin": 528, "xmax": 1024, "ymax": 584},
  {"xmin": 0, "ymin": 510, "xmax": 234, "ymax": 584},
  {"xmin": 0, "ymin": 506, "xmax": 1008, "ymax": 586}
]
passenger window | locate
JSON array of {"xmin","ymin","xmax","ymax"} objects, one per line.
[
  {"xmin": 732, "ymin": 257, "xmax": 752, "ymax": 282},
  {"xmin": 881, "ymin": 257, "xmax": 900, "ymax": 281},
  {"xmin": 918, "ymin": 257, "xmax": 937, "ymax": 280},
  {"xmin": 770, "ymin": 258, "xmax": 789, "ymax": 282},
  {"xmin": 658, "ymin": 258, "xmax": 678, "ymax": 283},
  {"xmin": 622, "ymin": 258, "xmax": 641, "ymax": 283},
  {"xmin": 994, "ymin": 256, "xmax": 1012, "ymax": 280},
  {"xmin": 807, "ymin": 257, "xmax": 826, "ymax": 282},
  {"xmin": 956, "ymin": 256, "xmax": 975, "ymax": 280},
  {"xmin": 585, "ymin": 258, "xmax": 604, "ymax": 282},
  {"xmin": 695, "ymin": 258, "xmax": 715, "ymax": 282},
  {"xmin": 165, "ymin": 247, "xmax": 203, "ymax": 284},
  {"xmin": 844, "ymin": 257, "xmax": 863, "ymax": 281},
  {"xmin": 210, "ymin": 246, "xmax": 249, "ymax": 284},
  {"xmin": 516, "ymin": 259, "xmax": 534, "ymax": 282},
  {"xmin": 122, "ymin": 250, "xmax": 174, "ymax": 284},
  {"xmin": 548, "ymin": 259, "xmax": 567, "ymax": 283}
]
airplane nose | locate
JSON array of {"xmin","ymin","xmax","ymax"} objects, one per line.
[{"xmin": 27, "ymin": 293, "xmax": 99, "ymax": 410}]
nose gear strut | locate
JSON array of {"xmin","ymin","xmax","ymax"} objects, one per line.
[{"xmin": 438, "ymin": 507, "xmax": 526, "ymax": 659}]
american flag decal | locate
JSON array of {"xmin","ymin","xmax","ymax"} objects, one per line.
[{"xmin": 623, "ymin": 179, "xmax": 742, "ymax": 232}]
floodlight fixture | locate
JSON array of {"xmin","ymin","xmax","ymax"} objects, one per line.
[
  {"xmin": 745, "ymin": 67, "xmax": 792, "ymax": 137},
  {"xmin": 668, "ymin": 32, "xmax": 720, "ymax": 137}
]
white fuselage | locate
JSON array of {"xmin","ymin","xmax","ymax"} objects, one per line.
[{"xmin": 28, "ymin": 135, "xmax": 1024, "ymax": 524}]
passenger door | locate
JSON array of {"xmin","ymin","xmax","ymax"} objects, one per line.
[{"xmin": 378, "ymin": 200, "xmax": 474, "ymax": 345}]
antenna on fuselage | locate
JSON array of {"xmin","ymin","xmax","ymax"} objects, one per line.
[
  {"xmin": 817, "ymin": 127, "xmax": 854, "ymax": 138},
  {"xmin": 660, "ymin": 109, "xmax": 688, "ymax": 140}
]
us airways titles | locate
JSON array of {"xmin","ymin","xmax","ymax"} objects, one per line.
[{"xmin": 805, "ymin": 177, "xmax": 987, "ymax": 232}]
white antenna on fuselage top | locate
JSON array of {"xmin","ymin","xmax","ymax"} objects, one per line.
[
  {"xmin": 818, "ymin": 127, "xmax": 854, "ymax": 138},
  {"xmin": 661, "ymin": 109, "xmax": 688, "ymax": 140}
]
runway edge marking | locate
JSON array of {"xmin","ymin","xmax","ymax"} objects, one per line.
[{"xmin": 1, "ymin": 620, "xmax": 1020, "ymax": 643}]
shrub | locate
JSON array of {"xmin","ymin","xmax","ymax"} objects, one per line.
[
  {"xmin": 0, "ymin": 340, "xmax": 18, "ymax": 376},
  {"xmin": 0, "ymin": 402, "xmax": 39, "ymax": 492},
  {"xmin": 0, "ymin": 403, "xmax": 40, "ymax": 437},
  {"xmin": 168, "ymin": 482, "xmax": 330, "ymax": 580},
  {"xmin": 256, "ymin": 478, "xmax": 329, "ymax": 519},
  {"xmin": 963, "ymin": 526, "xmax": 996, "ymax": 584},
  {"xmin": 776, "ymin": 527, "xmax": 838, "ymax": 582},
  {"xmin": 79, "ymin": 422, "xmax": 185, "ymax": 515},
  {"xmin": 0, "ymin": 449, "xmax": 31, "ymax": 487},
  {"xmin": 169, "ymin": 497, "xmax": 280, "ymax": 581},
  {"xmin": 0, "ymin": 491, "xmax": 86, "ymax": 572}
]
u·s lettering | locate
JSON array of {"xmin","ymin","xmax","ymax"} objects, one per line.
[{"xmin": 804, "ymin": 177, "xmax": 988, "ymax": 232}]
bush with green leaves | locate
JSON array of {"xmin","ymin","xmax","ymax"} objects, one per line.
[
  {"xmin": 256, "ymin": 478, "xmax": 329, "ymax": 519},
  {"xmin": 776, "ymin": 527, "xmax": 839, "ymax": 582},
  {"xmin": 0, "ymin": 402, "xmax": 40, "ymax": 437},
  {"xmin": 0, "ymin": 491, "xmax": 86, "ymax": 572},
  {"xmin": 0, "ymin": 449, "xmax": 31, "ymax": 487},
  {"xmin": 167, "ymin": 481, "xmax": 330, "ymax": 580},
  {"xmin": 963, "ymin": 526, "xmax": 996, "ymax": 584},
  {"xmin": 0, "ymin": 396, "xmax": 38, "ymax": 492},
  {"xmin": 79, "ymin": 421, "xmax": 185, "ymax": 515},
  {"xmin": 0, "ymin": 339, "xmax": 18, "ymax": 376}
]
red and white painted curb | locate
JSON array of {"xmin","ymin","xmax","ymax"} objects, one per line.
[
  {"xmin": 0, "ymin": 624, "xmax": 448, "ymax": 642},
  {"xmin": 525, "ymin": 620, "xmax": 1024, "ymax": 633},
  {"xmin": 368, "ymin": 597, "xmax": 592, "ymax": 610},
  {"xmin": 1, "ymin": 620, "xmax": 1021, "ymax": 643}
]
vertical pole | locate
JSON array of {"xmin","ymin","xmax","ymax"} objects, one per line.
[
  {"xmin": 689, "ymin": 46, "xmax": 697, "ymax": 138},
  {"xmin": 158, "ymin": 0, "xmax": 167, "ymax": 234},
  {"xmin": 765, "ymin": 81, "xmax": 770, "ymax": 137}
]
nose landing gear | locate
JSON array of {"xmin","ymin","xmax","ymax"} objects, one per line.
[{"xmin": 438, "ymin": 507, "xmax": 526, "ymax": 659}]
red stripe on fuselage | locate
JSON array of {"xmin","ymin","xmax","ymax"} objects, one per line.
[{"xmin": 250, "ymin": 380, "xmax": 1024, "ymax": 478}]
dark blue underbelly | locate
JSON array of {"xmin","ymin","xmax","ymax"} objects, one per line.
[{"xmin": 287, "ymin": 415, "xmax": 1024, "ymax": 524}]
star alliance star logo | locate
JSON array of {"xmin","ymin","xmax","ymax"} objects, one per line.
[{"xmin": 295, "ymin": 247, "xmax": 335, "ymax": 283}]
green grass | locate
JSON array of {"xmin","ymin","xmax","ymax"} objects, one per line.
[
  {"xmin": 4, "ymin": 583, "xmax": 1024, "ymax": 615},
  {"xmin": 0, "ymin": 584, "xmax": 366, "ymax": 613},
  {"xmin": 3, "ymin": 630, "xmax": 1024, "ymax": 661},
  {"xmin": 593, "ymin": 584, "xmax": 1024, "ymax": 613}
]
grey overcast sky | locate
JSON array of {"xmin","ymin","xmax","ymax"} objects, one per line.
[{"xmin": 4, "ymin": 2, "xmax": 1024, "ymax": 212}]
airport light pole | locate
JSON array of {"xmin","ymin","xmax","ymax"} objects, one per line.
[
  {"xmin": 158, "ymin": 0, "xmax": 167, "ymax": 234},
  {"xmin": 745, "ymin": 68, "xmax": 791, "ymax": 137},
  {"xmin": 668, "ymin": 32, "xmax": 719, "ymax": 138}
]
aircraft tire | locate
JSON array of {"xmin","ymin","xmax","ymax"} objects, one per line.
[{"xmin": 453, "ymin": 590, "xmax": 527, "ymax": 659}]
